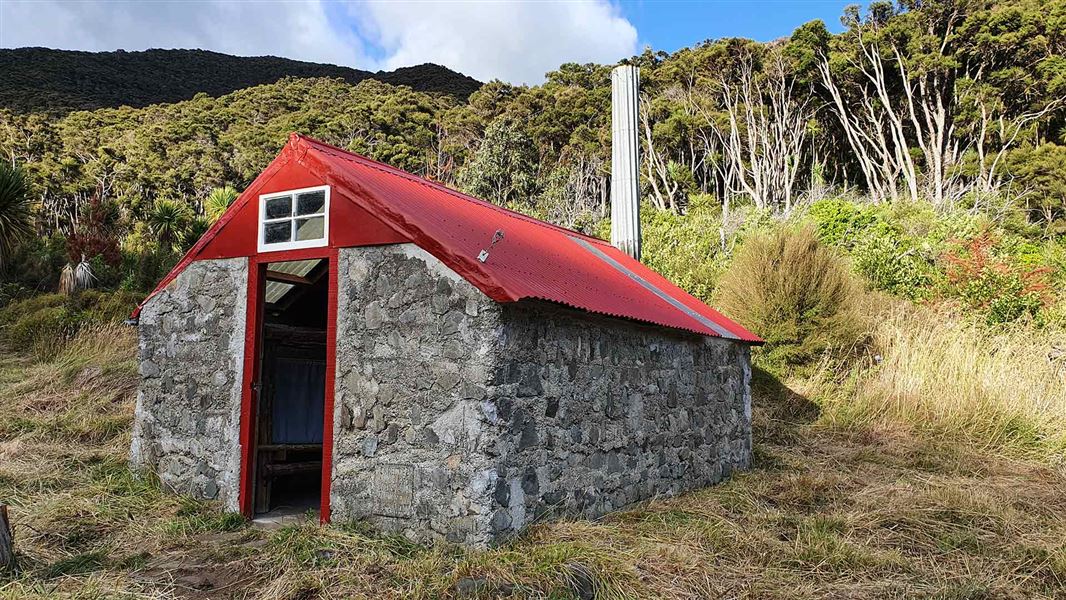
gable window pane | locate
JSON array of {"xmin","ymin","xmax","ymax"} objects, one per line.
[
  {"xmin": 264, "ymin": 221, "xmax": 292, "ymax": 244},
  {"xmin": 259, "ymin": 186, "xmax": 328, "ymax": 251},
  {"xmin": 295, "ymin": 216, "xmax": 324, "ymax": 241},
  {"xmin": 265, "ymin": 196, "xmax": 292, "ymax": 219},
  {"xmin": 297, "ymin": 191, "xmax": 325, "ymax": 216}
]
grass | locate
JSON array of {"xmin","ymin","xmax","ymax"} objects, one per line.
[
  {"xmin": 1, "ymin": 313, "xmax": 1066, "ymax": 598},
  {"xmin": 818, "ymin": 303, "xmax": 1066, "ymax": 460}
]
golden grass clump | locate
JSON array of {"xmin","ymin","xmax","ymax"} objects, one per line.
[
  {"xmin": 715, "ymin": 225, "xmax": 867, "ymax": 370},
  {"xmin": 820, "ymin": 304, "xmax": 1066, "ymax": 459}
]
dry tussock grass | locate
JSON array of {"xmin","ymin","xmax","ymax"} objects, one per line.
[
  {"xmin": 715, "ymin": 225, "xmax": 867, "ymax": 369},
  {"xmin": 820, "ymin": 303, "xmax": 1066, "ymax": 459}
]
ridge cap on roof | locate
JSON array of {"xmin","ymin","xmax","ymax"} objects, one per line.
[{"xmin": 290, "ymin": 133, "xmax": 612, "ymax": 248}]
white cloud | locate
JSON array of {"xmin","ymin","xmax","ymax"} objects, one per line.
[
  {"xmin": 352, "ymin": 0, "xmax": 638, "ymax": 83},
  {"xmin": 0, "ymin": 0, "xmax": 639, "ymax": 84},
  {"xmin": 0, "ymin": 0, "xmax": 369, "ymax": 67}
]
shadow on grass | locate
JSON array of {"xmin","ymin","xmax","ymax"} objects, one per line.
[{"xmin": 751, "ymin": 366, "xmax": 819, "ymax": 448}]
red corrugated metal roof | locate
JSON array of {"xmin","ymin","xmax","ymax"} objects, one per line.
[
  {"xmin": 136, "ymin": 133, "xmax": 760, "ymax": 343},
  {"xmin": 293, "ymin": 135, "xmax": 760, "ymax": 343}
]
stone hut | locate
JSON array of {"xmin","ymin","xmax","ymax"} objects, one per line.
[{"xmin": 130, "ymin": 133, "xmax": 761, "ymax": 547}]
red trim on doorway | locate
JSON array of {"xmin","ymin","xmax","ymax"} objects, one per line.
[
  {"xmin": 320, "ymin": 247, "xmax": 339, "ymax": 523},
  {"xmin": 237, "ymin": 248, "xmax": 337, "ymax": 521},
  {"xmin": 238, "ymin": 259, "xmax": 265, "ymax": 517},
  {"xmin": 253, "ymin": 247, "xmax": 338, "ymax": 264}
]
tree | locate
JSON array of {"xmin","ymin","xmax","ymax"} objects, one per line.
[
  {"xmin": 713, "ymin": 51, "xmax": 814, "ymax": 214},
  {"xmin": 1007, "ymin": 143, "xmax": 1066, "ymax": 226},
  {"xmin": 457, "ymin": 120, "xmax": 539, "ymax": 206},
  {"xmin": 0, "ymin": 161, "xmax": 33, "ymax": 267},
  {"xmin": 204, "ymin": 185, "xmax": 238, "ymax": 221},
  {"xmin": 148, "ymin": 198, "xmax": 192, "ymax": 253}
]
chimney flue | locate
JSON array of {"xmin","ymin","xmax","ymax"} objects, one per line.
[{"xmin": 610, "ymin": 64, "xmax": 641, "ymax": 261}]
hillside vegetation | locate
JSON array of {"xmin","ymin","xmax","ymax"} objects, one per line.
[
  {"xmin": 0, "ymin": 48, "xmax": 482, "ymax": 113},
  {"xmin": 1, "ymin": 0, "xmax": 1063, "ymax": 301},
  {"xmin": 1, "ymin": 0, "xmax": 1066, "ymax": 597}
]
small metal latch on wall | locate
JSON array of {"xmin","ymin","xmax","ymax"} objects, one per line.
[{"xmin": 477, "ymin": 229, "xmax": 505, "ymax": 263}]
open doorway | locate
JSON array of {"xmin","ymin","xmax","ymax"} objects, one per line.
[{"xmin": 252, "ymin": 258, "xmax": 329, "ymax": 520}]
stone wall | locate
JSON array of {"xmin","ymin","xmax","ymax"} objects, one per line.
[
  {"xmin": 484, "ymin": 301, "xmax": 752, "ymax": 539},
  {"xmin": 130, "ymin": 258, "xmax": 248, "ymax": 511},
  {"xmin": 330, "ymin": 243, "xmax": 752, "ymax": 547},
  {"xmin": 331, "ymin": 244, "xmax": 504, "ymax": 545}
]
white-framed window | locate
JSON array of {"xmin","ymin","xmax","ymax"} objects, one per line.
[{"xmin": 257, "ymin": 185, "xmax": 330, "ymax": 252}]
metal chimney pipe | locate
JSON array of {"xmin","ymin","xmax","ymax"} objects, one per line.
[{"xmin": 610, "ymin": 64, "xmax": 641, "ymax": 261}]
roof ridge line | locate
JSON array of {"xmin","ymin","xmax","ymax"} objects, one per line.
[{"xmin": 292, "ymin": 133, "xmax": 614, "ymax": 248}]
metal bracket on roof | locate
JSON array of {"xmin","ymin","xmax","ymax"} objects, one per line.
[{"xmin": 477, "ymin": 229, "xmax": 505, "ymax": 263}]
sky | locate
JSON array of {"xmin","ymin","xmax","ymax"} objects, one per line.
[{"xmin": 0, "ymin": 0, "xmax": 853, "ymax": 85}]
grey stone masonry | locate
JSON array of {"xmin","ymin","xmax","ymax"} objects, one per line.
[
  {"xmin": 487, "ymin": 301, "xmax": 751, "ymax": 536},
  {"xmin": 130, "ymin": 243, "xmax": 751, "ymax": 544},
  {"xmin": 331, "ymin": 244, "xmax": 503, "ymax": 545},
  {"xmin": 332, "ymin": 243, "xmax": 752, "ymax": 547},
  {"xmin": 130, "ymin": 258, "xmax": 248, "ymax": 511}
]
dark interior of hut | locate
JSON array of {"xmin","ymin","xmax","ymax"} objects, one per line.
[{"xmin": 254, "ymin": 258, "xmax": 328, "ymax": 518}]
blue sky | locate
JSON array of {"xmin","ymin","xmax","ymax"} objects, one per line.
[
  {"xmin": 621, "ymin": 1, "xmax": 850, "ymax": 51},
  {"xmin": 0, "ymin": 1, "xmax": 858, "ymax": 84}
]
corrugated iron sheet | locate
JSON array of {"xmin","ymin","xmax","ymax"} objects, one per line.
[
  {"xmin": 296, "ymin": 135, "xmax": 761, "ymax": 343},
  {"xmin": 264, "ymin": 258, "xmax": 321, "ymax": 304}
]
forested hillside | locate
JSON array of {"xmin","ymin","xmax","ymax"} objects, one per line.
[
  {"xmin": 2, "ymin": 0, "xmax": 1063, "ymax": 306},
  {"xmin": 0, "ymin": 48, "xmax": 482, "ymax": 113}
]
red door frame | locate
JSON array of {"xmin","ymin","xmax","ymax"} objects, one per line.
[{"xmin": 237, "ymin": 246, "xmax": 339, "ymax": 523}]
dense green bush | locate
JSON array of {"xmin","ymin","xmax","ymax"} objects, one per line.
[
  {"xmin": 851, "ymin": 227, "xmax": 939, "ymax": 301},
  {"xmin": 804, "ymin": 198, "xmax": 1063, "ymax": 324},
  {"xmin": 632, "ymin": 197, "xmax": 776, "ymax": 304},
  {"xmin": 0, "ymin": 294, "xmax": 80, "ymax": 360},
  {"xmin": 0, "ymin": 234, "xmax": 69, "ymax": 291},
  {"xmin": 73, "ymin": 289, "xmax": 143, "ymax": 323},
  {"xmin": 807, "ymin": 198, "xmax": 940, "ymax": 300},
  {"xmin": 0, "ymin": 290, "xmax": 142, "ymax": 360},
  {"xmin": 806, "ymin": 198, "xmax": 878, "ymax": 249},
  {"xmin": 940, "ymin": 232, "xmax": 1054, "ymax": 325},
  {"xmin": 638, "ymin": 196, "xmax": 729, "ymax": 303},
  {"xmin": 714, "ymin": 225, "xmax": 866, "ymax": 372}
]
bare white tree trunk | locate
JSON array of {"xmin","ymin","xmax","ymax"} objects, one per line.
[
  {"xmin": 712, "ymin": 54, "xmax": 812, "ymax": 214},
  {"xmin": 639, "ymin": 96, "xmax": 681, "ymax": 212},
  {"xmin": 820, "ymin": 12, "xmax": 970, "ymax": 208},
  {"xmin": 971, "ymin": 96, "xmax": 1062, "ymax": 195}
]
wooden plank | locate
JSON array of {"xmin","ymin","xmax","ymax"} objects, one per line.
[
  {"xmin": 265, "ymin": 270, "xmax": 312, "ymax": 285},
  {"xmin": 257, "ymin": 444, "xmax": 323, "ymax": 452},
  {"xmin": 263, "ymin": 461, "xmax": 322, "ymax": 478},
  {"xmin": 0, "ymin": 504, "xmax": 15, "ymax": 572}
]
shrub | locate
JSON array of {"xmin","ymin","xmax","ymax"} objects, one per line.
[
  {"xmin": 714, "ymin": 225, "xmax": 867, "ymax": 372},
  {"xmin": 941, "ymin": 231, "xmax": 1054, "ymax": 324},
  {"xmin": 0, "ymin": 290, "xmax": 143, "ymax": 360},
  {"xmin": 851, "ymin": 226, "xmax": 939, "ymax": 300},
  {"xmin": 6, "ymin": 303, "xmax": 82, "ymax": 360},
  {"xmin": 74, "ymin": 289, "xmax": 143, "ymax": 323},
  {"xmin": 0, "ymin": 233, "xmax": 69, "ymax": 290},
  {"xmin": 807, "ymin": 198, "xmax": 940, "ymax": 300},
  {"xmin": 0, "ymin": 282, "xmax": 30, "ymax": 307},
  {"xmin": 806, "ymin": 198, "xmax": 878, "ymax": 249},
  {"xmin": 639, "ymin": 196, "xmax": 730, "ymax": 303},
  {"xmin": 0, "ymin": 292, "xmax": 68, "ymax": 324}
]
